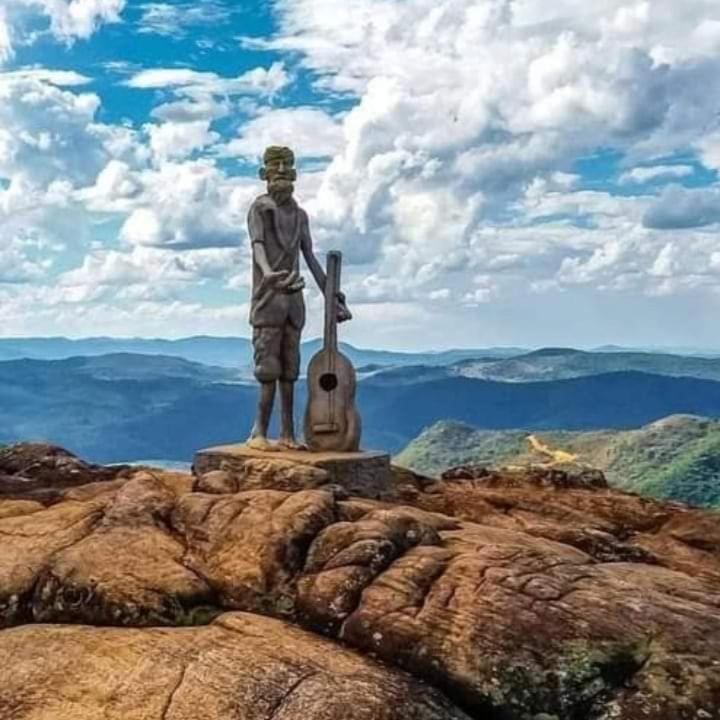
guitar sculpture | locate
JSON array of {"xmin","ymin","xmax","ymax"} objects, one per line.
[{"xmin": 304, "ymin": 251, "xmax": 361, "ymax": 452}]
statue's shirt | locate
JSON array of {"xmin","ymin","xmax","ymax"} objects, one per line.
[{"xmin": 247, "ymin": 194, "xmax": 307, "ymax": 329}]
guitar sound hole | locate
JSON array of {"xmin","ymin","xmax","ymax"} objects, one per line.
[{"xmin": 319, "ymin": 373, "xmax": 338, "ymax": 392}]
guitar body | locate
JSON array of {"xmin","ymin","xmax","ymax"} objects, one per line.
[
  {"xmin": 304, "ymin": 252, "xmax": 362, "ymax": 452},
  {"xmin": 305, "ymin": 348, "xmax": 361, "ymax": 452}
]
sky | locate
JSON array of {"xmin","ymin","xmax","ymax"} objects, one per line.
[{"xmin": 0, "ymin": 0, "xmax": 719, "ymax": 351}]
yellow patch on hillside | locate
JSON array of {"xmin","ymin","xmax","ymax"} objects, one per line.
[{"xmin": 527, "ymin": 434, "xmax": 578, "ymax": 465}]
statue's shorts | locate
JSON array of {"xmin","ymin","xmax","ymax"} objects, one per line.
[{"xmin": 252, "ymin": 324, "xmax": 301, "ymax": 383}]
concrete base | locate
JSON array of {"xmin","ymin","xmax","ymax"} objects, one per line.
[{"xmin": 192, "ymin": 443, "xmax": 392, "ymax": 499}]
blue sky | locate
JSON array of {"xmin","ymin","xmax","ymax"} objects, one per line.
[{"xmin": 0, "ymin": 0, "xmax": 719, "ymax": 350}]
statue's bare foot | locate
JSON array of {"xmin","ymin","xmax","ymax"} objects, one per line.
[
  {"xmin": 246, "ymin": 436, "xmax": 278, "ymax": 452},
  {"xmin": 276, "ymin": 437, "xmax": 307, "ymax": 451}
]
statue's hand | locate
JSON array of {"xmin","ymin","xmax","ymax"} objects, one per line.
[
  {"xmin": 286, "ymin": 278, "xmax": 306, "ymax": 293},
  {"xmin": 259, "ymin": 270, "xmax": 290, "ymax": 294},
  {"xmin": 276, "ymin": 271, "xmax": 305, "ymax": 293},
  {"xmin": 337, "ymin": 295, "xmax": 352, "ymax": 323}
]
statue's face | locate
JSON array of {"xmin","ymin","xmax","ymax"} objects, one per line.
[{"xmin": 261, "ymin": 152, "xmax": 296, "ymax": 204}]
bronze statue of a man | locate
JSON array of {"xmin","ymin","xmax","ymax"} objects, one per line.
[{"xmin": 246, "ymin": 145, "xmax": 351, "ymax": 451}]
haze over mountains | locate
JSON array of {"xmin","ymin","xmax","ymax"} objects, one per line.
[
  {"xmin": 1, "ymin": 339, "xmax": 720, "ymax": 486},
  {"xmin": 1, "ymin": 337, "xmax": 718, "ymax": 369},
  {"xmin": 0, "ymin": 337, "xmax": 525, "ymax": 369}
]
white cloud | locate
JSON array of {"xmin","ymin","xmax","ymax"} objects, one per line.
[
  {"xmin": 0, "ymin": 8, "xmax": 13, "ymax": 64},
  {"xmin": 146, "ymin": 120, "xmax": 219, "ymax": 163},
  {"xmin": 39, "ymin": 0, "xmax": 126, "ymax": 41},
  {"xmin": 0, "ymin": 67, "xmax": 91, "ymax": 85},
  {"xmin": 643, "ymin": 184, "xmax": 720, "ymax": 229},
  {"xmin": 0, "ymin": 0, "xmax": 125, "ymax": 62},
  {"xmin": 257, "ymin": 0, "xmax": 719, "ymax": 283},
  {"xmin": 76, "ymin": 159, "xmax": 144, "ymax": 214},
  {"xmin": 127, "ymin": 63, "xmax": 291, "ymax": 157},
  {"xmin": 619, "ymin": 164, "xmax": 694, "ymax": 185},
  {"xmin": 221, "ymin": 106, "xmax": 344, "ymax": 160},
  {"xmin": 137, "ymin": 1, "xmax": 232, "ymax": 37},
  {"xmin": 125, "ymin": 62, "xmax": 289, "ymax": 97},
  {"xmin": 226, "ymin": 0, "xmax": 720, "ymax": 332},
  {"xmin": 60, "ymin": 245, "xmax": 241, "ymax": 293},
  {"xmin": 696, "ymin": 130, "xmax": 720, "ymax": 171},
  {"xmin": 151, "ymin": 96, "xmax": 229, "ymax": 123},
  {"xmin": 0, "ymin": 237, "xmax": 49, "ymax": 283},
  {"xmin": 0, "ymin": 72, "xmax": 103, "ymax": 185},
  {"xmin": 3, "ymin": 0, "xmax": 720, "ymax": 346},
  {"xmin": 112, "ymin": 160, "xmax": 254, "ymax": 250}
]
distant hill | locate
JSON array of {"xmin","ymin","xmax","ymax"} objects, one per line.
[
  {"xmin": 0, "ymin": 336, "xmax": 255, "ymax": 367},
  {"xmin": 360, "ymin": 371, "xmax": 720, "ymax": 450},
  {"xmin": 0, "ymin": 355, "xmax": 258, "ymax": 463},
  {"xmin": 33, "ymin": 353, "xmax": 243, "ymax": 382},
  {"xmin": 451, "ymin": 347, "xmax": 720, "ymax": 383},
  {"xmin": 395, "ymin": 415, "xmax": 720, "ymax": 509},
  {"xmin": 0, "ymin": 336, "xmax": 525, "ymax": 369},
  {"xmin": 393, "ymin": 421, "xmax": 530, "ymax": 474}
]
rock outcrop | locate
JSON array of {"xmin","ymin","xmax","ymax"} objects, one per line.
[
  {"xmin": 0, "ymin": 443, "xmax": 131, "ymax": 503},
  {"xmin": 1, "ymin": 613, "xmax": 467, "ymax": 720},
  {"xmin": 0, "ymin": 444, "xmax": 719, "ymax": 719}
]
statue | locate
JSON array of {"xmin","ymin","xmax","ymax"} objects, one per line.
[{"xmin": 246, "ymin": 145, "xmax": 352, "ymax": 451}]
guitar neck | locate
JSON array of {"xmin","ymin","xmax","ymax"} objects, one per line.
[{"xmin": 324, "ymin": 251, "xmax": 341, "ymax": 352}]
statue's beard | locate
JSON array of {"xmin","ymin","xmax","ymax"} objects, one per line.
[{"xmin": 268, "ymin": 178, "xmax": 294, "ymax": 204}]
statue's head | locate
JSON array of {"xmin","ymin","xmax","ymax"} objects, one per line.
[{"xmin": 260, "ymin": 145, "xmax": 296, "ymax": 205}]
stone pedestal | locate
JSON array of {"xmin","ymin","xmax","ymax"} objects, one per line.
[{"xmin": 192, "ymin": 444, "xmax": 392, "ymax": 499}]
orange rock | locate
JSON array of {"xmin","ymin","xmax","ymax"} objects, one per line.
[
  {"xmin": 0, "ymin": 455, "xmax": 719, "ymax": 718},
  {"xmin": 0, "ymin": 613, "xmax": 467, "ymax": 719}
]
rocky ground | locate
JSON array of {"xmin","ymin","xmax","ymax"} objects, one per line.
[{"xmin": 1, "ymin": 444, "xmax": 719, "ymax": 720}]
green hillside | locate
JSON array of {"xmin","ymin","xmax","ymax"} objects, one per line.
[{"xmin": 395, "ymin": 415, "xmax": 720, "ymax": 509}]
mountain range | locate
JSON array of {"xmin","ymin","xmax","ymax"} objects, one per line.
[
  {"xmin": 0, "ymin": 336, "xmax": 525, "ymax": 368},
  {"xmin": 2, "ymin": 336, "xmax": 719, "ymax": 371},
  {"xmin": 2, "ymin": 349, "xmax": 720, "ymax": 470},
  {"xmin": 450, "ymin": 347, "xmax": 720, "ymax": 383}
]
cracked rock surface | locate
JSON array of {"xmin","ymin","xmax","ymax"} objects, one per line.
[
  {"xmin": 1, "ymin": 613, "xmax": 467, "ymax": 720},
  {"xmin": 0, "ymin": 444, "xmax": 719, "ymax": 719}
]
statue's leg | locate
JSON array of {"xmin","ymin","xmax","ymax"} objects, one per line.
[
  {"xmin": 279, "ymin": 379, "xmax": 295, "ymax": 438},
  {"xmin": 247, "ymin": 327, "xmax": 281, "ymax": 451},
  {"xmin": 247, "ymin": 381, "xmax": 277, "ymax": 451},
  {"xmin": 277, "ymin": 325, "xmax": 306, "ymax": 451}
]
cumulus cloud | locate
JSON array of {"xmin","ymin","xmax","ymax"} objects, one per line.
[
  {"xmin": 39, "ymin": 0, "xmax": 125, "ymax": 41},
  {"xmin": 220, "ymin": 106, "xmax": 344, "ymax": 160},
  {"xmin": 0, "ymin": 238, "xmax": 49, "ymax": 283},
  {"xmin": 146, "ymin": 120, "xmax": 219, "ymax": 163},
  {"xmin": 60, "ymin": 245, "xmax": 241, "ymax": 295},
  {"xmin": 643, "ymin": 184, "xmax": 720, "ymax": 229},
  {"xmin": 128, "ymin": 63, "xmax": 290, "ymax": 145},
  {"xmin": 0, "ymin": 0, "xmax": 125, "ymax": 61},
  {"xmin": 258, "ymin": 0, "xmax": 720, "ymax": 276},
  {"xmin": 4, "ymin": 0, "xmax": 720, "ymax": 345},
  {"xmin": 0, "ymin": 73, "xmax": 105, "ymax": 185},
  {"xmin": 114, "ymin": 161, "xmax": 253, "ymax": 250},
  {"xmin": 225, "ymin": 0, "xmax": 720, "ymax": 336}
]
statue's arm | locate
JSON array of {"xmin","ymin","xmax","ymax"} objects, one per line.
[
  {"xmin": 299, "ymin": 212, "xmax": 327, "ymax": 292},
  {"xmin": 248, "ymin": 205, "xmax": 288, "ymax": 283},
  {"xmin": 300, "ymin": 213, "xmax": 352, "ymax": 321}
]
